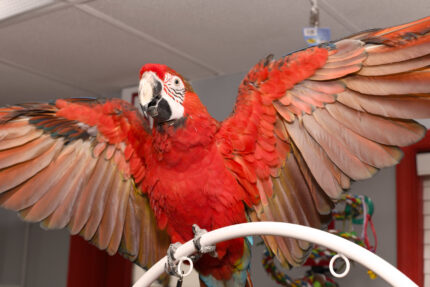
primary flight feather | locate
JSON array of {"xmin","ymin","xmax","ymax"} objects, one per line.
[{"xmin": 1, "ymin": 16, "xmax": 430, "ymax": 287}]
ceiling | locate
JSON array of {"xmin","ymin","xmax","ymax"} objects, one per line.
[{"xmin": 0, "ymin": 0, "xmax": 429, "ymax": 105}]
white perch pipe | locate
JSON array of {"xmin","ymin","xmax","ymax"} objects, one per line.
[{"xmin": 134, "ymin": 222, "xmax": 417, "ymax": 287}]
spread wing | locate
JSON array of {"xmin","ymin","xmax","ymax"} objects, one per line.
[
  {"xmin": 0, "ymin": 98, "xmax": 169, "ymax": 268},
  {"xmin": 217, "ymin": 16, "xmax": 430, "ymax": 267}
]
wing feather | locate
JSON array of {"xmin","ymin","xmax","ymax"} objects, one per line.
[
  {"xmin": 364, "ymin": 36, "xmax": 430, "ymax": 65},
  {"xmin": 0, "ymin": 129, "xmax": 43, "ymax": 150},
  {"xmin": 121, "ymin": 195, "xmax": 140, "ymax": 260},
  {"xmin": 0, "ymin": 133, "xmax": 56, "ymax": 174},
  {"xmin": 96, "ymin": 174, "xmax": 126, "ymax": 249},
  {"xmin": 0, "ymin": 140, "xmax": 64, "ymax": 206},
  {"xmin": 69, "ymin": 155, "xmax": 110, "ymax": 234},
  {"xmin": 326, "ymin": 103, "xmax": 426, "ymax": 146},
  {"xmin": 20, "ymin": 142, "xmax": 82, "ymax": 222},
  {"xmin": 359, "ymin": 54, "xmax": 430, "ymax": 76},
  {"xmin": 337, "ymin": 89, "xmax": 430, "ymax": 119},
  {"xmin": 326, "ymin": 39, "xmax": 365, "ymax": 62},
  {"xmin": 312, "ymin": 108, "xmax": 403, "ymax": 168},
  {"xmin": 302, "ymin": 115, "xmax": 377, "ymax": 180},
  {"xmin": 81, "ymin": 159, "xmax": 117, "ymax": 240},
  {"xmin": 284, "ymin": 120, "xmax": 343, "ymax": 197},
  {"xmin": 0, "ymin": 99, "xmax": 169, "ymax": 269},
  {"xmin": 288, "ymin": 141, "xmax": 336, "ymax": 214},
  {"xmin": 42, "ymin": 145, "xmax": 97, "ymax": 229},
  {"xmin": 0, "ymin": 119, "xmax": 34, "ymax": 140},
  {"xmin": 344, "ymin": 70, "xmax": 430, "ymax": 95},
  {"xmin": 218, "ymin": 16, "xmax": 430, "ymax": 267},
  {"xmin": 107, "ymin": 179, "xmax": 131, "ymax": 255}
]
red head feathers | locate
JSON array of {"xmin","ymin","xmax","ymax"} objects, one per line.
[{"xmin": 139, "ymin": 63, "xmax": 194, "ymax": 93}]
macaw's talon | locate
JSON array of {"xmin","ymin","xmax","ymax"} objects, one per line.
[
  {"xmin": 165, "ymin": 242, "xmax": 182, "ymax": 277},
  {"xmin": 192, "ymin": 224, "xmax": 218, "ymax": 259}
]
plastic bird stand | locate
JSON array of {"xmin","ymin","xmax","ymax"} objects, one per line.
[{"xmin": 134, "ymin": 222, "xmax": 417, "ymax": 287}]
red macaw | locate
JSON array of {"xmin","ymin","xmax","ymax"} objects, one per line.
[{"xmin": 0, "ymin": 16, "xmax": 430, "ymax": 287}]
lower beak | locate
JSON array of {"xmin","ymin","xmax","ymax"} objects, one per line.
[{"xmin": 147, "ymin": 105, "xmax": 158, "ymax": 117}]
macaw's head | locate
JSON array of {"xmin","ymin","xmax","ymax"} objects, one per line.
[{"xmin": 138, "ymin": 63, "xmax": 195, "ymax": 125}]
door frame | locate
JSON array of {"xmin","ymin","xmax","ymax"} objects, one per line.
[{"xmin": 396, "ymin": 131, "xmax": 430, "ymax": 286}]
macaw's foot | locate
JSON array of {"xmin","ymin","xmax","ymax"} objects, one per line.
[
  {"xmin": 164, "ymin": 224, "xmax": 218, "ymax": 278},
  {"xmin": 191, "ymin": 224, "xmax": 217, "ymax": 260},
  {"xmin": 165, "ymin": 242, "xmax": 182, "ymax": 276}
]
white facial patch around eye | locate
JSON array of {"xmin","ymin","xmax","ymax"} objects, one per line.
[
  {"xmin": 164, "ymin": 73, "xmax": 185, "ymax": 104},
  {"xmin": 161, "ymin": 88, "xmax": 184, "ymax": 120}
]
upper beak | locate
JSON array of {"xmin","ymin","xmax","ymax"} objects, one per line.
[
  {"xmin": 138, "ymin": 71, "xmax": 174, "ymax": 125},
  {"xmin": 138, "ymin": 72, "xmax": 162, "ymax": 109}
]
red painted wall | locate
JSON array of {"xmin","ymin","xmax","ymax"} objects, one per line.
[
  {"xmin": 67, "ymin": 235, "xmax": 132, "ymax": 287},
  {"xmin": 396, "ymin": 131, "xmax": 430, "ymax": 287}
]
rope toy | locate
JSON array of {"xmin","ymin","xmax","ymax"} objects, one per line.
[{"xmin": 262, "ymin": 194, "xmax": 378, "ymax": 286}]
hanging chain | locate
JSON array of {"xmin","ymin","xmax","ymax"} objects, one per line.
[
  {"xmin": 309, "ymin": 0, "xmax": 319, "ymax": 27},
  {"xmin": 176, "ymin": 277, "xmax": 183, "ymax": 287}
]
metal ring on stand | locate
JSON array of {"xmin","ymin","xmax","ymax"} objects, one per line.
[
  {"xmin": 329, "ymin": 254, "xmax": 351, "ymax": 278},
  {"xmin": 177, "ymin": 257, "xmax": 194, "ymax": 278}
]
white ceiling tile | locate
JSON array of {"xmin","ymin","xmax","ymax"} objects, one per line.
[
  {"xmin": 322, "ymin": 0, "xmax": 430, "ymax": 31},
  {"xmin": 0, "ymin": 61, "xmax": 96, "ymax": 105},
  {"xmin": 0, "ymin": 6, "xmax": 214, "ymax": 96},
  {"xmin": 0, "ymin": 0, "xmax": 428, "ymax": 104},
  {"xmin": 87, "ymin": 0, "xmax": 351, "ymax": 75}
]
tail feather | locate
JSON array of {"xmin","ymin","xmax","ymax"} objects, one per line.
[
  {"xmin": 245, "ymin": 271, "xmax": 253, "ymax": 287},
  {"xmin": 198, "ymin": 239, "xmax": 252, "ymax": 287},
  {"xmin": 199, "ymin": 272, "xmax": 252, "ymax": 287}
]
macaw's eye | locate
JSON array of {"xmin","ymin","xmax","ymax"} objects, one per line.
[{"xmin": 164, "ymin": 73, "xmax": 184, "ymax": 89}]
